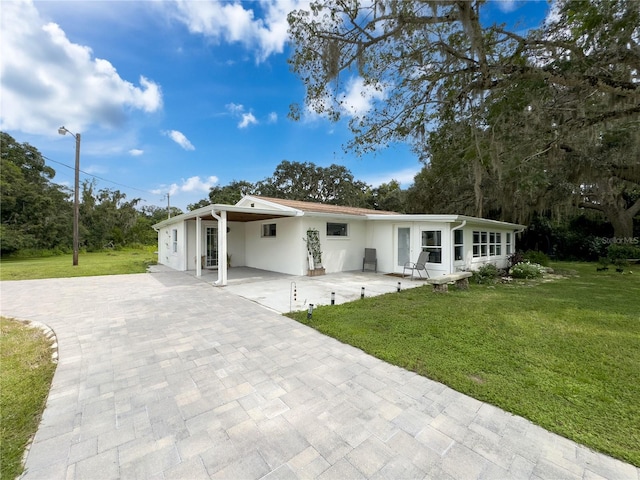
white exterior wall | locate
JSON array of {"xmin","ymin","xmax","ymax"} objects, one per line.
[
  {"xmin": 302, "ymin": 217, "xmax": 368, "ymax": 274},
  {"xmin": 227, "ymin": 222, "xmax": 246, "ymax": 268},
  {"xmin": 181, "ymin": 219, "xmax": 246, "ymax": 271},
  {"xmin": 244, "ymin": 217, "xmax": 306, "ymax": 275},
  {"xmin": 413, "ymin": 222, "xmax": 451, "ymax": 276},
  {"xmin": 464, "ymin": 225, "xmax": 515, "ymax": 271},
  {"xmin": 366, "ymin": 222, "xmax": 394, "ymax": 272},
  {"xmin": 157, "ymin": 221, "xmax": 187, "ymax": 271}
]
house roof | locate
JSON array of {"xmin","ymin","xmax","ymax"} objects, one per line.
[
  {"xmin": 245, "ymin": 196, "xmax": 399, "ymax": 217},
  {"xmin": 152, "ymin": 195, "xmax": 525, "ymax": 231}
]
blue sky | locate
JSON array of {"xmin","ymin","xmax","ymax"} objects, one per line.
[{"xmin": 1, "ymin": 0, "xmax": 550, "ymax": 211}]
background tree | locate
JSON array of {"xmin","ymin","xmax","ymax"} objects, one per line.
[
  {"xmin": 79, "ymin": 180, "xmax": 143, "ymax": 250},
  {"xmin": 255, "ymin": 160, "xmax": 371, "ymax": 206},
  {"xmin": 368, "ymin": 180, "xmax": 407, "ymax": 212},
  {"xmin": 288, "ymin": 0, "xmax": 640, "ymax": 234},
  {"xmin": 1, "ymin": 132, "xmax": 73, "ymax": 254}
]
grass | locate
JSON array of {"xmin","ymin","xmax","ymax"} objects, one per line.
[
  {"xmin": 287, "ymin": 262, "xmax": 640, "ymax": 466},
  {"xmin": 0, "ymin": 318, "xmax": 57, "ymax": 479},
  {"xmin": 0, "ymin": 246, "xmax": 157, "ymax": 281}
]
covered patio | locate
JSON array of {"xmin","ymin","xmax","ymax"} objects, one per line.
[{"xmin": 186, "ymin": 267, "xmax": 429, "ymax": 313}]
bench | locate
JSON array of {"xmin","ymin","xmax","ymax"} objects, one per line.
[{"xmin": 425, "ymin": 272, "xmax": 473, "ymax": 292}]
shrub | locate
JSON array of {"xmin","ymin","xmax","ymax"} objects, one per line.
[
  {"xmin": 524, "ymin": 250, "xmax": 550, "ymax": 267},
  {"xmin": 508, "ymin": 251, "xmax": 525, "ymax": 268},
  {"xmin": 510, "ymin": 261, "xmax": 545, "ymax": 279},
  {"xmin": 473, "ymin": 263, "xmax": 499, "ymax": 284},
  {"xmin": 607, "ymin": 244, "xmax": 640, "ymax": 261}
]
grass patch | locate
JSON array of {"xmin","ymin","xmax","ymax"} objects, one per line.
[
  {"xmin": 0, "ymin": 318, "xmax": 56, "ymax": 479},
  {"xmin": 0, "ymin": 246, "xmax": 157, "ymax": 281},
  {"xmin": 287, "ymin": 262, "xmax": 640, "ymax": 466}
]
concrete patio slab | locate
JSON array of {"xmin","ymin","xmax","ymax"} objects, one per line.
[
  {"xmin": 192, "ymin": 266, "xmax": 429, "ymax": 313},
  {"xmin": 0, "ymin": 270, "xmax": 637, "ymax": 480}
]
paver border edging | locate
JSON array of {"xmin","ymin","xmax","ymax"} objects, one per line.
[{"xmin": 12, "ymin": 319, "xmax": 59, "ymax": 479}]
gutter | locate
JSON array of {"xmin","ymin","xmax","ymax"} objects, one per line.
[{"xmin": 450, "ymin": 220, "xmax": 466, "ymax": 273}]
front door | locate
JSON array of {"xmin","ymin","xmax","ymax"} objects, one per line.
[
  {"xmin": 395, "ymin": 226, "xmax": 411, "ymax": 273},
  {"xmin": 206, "ymin": 227, "xmax": 218, "ymax": 268}
]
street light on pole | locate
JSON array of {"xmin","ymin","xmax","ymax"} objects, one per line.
[{"xmin": 58, "ymin": 126, "xmax": 81, "ymax": 266}]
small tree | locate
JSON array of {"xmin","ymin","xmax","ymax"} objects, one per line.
[{"xmin": 305, "ymin": 229, "xmax": 322, "ymax": 269}]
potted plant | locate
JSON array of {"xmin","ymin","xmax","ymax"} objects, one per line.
[{"xmin": 305, "ymin": 229, "xmax": 325, "ymax": 276}]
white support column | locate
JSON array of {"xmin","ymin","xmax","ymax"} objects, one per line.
[
  {"xmin": 196, "ymin": 216, "xmax": 202, "ymax": 277},
  {"xmin": 211, "ymin": 209, "xmax": 228, "ymax": 286},
  {"xmin": 219, "ymin": 210, "xmax": 228, "ymax": 285}
]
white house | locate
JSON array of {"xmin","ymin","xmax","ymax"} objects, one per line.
[{"xmin": 153, "ymin": 195, "xmax": 525, "ymax": 286}]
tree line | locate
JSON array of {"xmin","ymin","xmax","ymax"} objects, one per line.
[
  {"xmin": 3, "ymin": 0, "xmax": 639, "ymax": 259},
  {"xmin": 2, "ymin": 130, "xmax": 637, "ymax": 260},
  {"xmin": 1, "ymin": 132, "xmax": 167, "ymax": 256}
]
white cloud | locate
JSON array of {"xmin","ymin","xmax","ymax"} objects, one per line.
[
  {"xmin": 225, "ymin": 103, "xmax": 259, "ymax": 128},
  {"xmin": 267, "ymin": 112, "xmax": 278, "ymax": 123},
  {"xmin": 167, "ymin": 0, "xmax": 307, "ymax": 61},
  {"xmin": 497, "ymin": 0, "xmax": 519, "ymax": 13},
  {"xmin": 84, "ymin": 164, "xmax": 108, "ymax": 175},
  {"xmin": 238, "ymin": 113, "xmax": 258, "ymax": 128},
  {"xmin": 164, "ymin": 130, "xmax": 195, "ymax": 150},
  {"xmin": 225, "ymin": 102, "xmax": 245, "ymax": 114},
  {"xmin": 129, "ymin": 149, "xmax": 144, "ymax": 156},
  {"xmin": 182, "ymin": 175, "xmax": 219, "ymax": 192},
  {"xmin": 0, "ymin": 0, "xmax": 163, "ymax": 135},
  {"xmin": 362, "ymin": 166, "xmax": 422, "ymax": 188},
  {"xmin": 338, "ymin": 76, "xmax": 387, "ymax": 118},
  {"xmin": 152, "ymin": 175, "xmax": 219, "ymax": 196}
]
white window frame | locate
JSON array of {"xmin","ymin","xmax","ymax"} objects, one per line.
[
  {"xmin": 172, "ymin": 229, "xmax": 178, "ymax": 254},
  {"xmin": 422, "ymin": 230, "xmax": 442, "ymax": 264},
  {"xmin": 261, "ymin": 223, "xmax": 277, "ymax": 238},
  {"xmin": 506, "ymin": 232, "xmax": 512, "ymax": 255},
  {"xmin": 326, "ymin": 222, "xmax": 349, "ymax": 237},
  {"xmin": 454, "ymin": 229, "xmax": 464, "ymax": 261}
]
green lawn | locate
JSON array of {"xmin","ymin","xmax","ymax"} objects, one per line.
[
  {"xmin": 0, "ymin": 318, "xmax": 56, "ymax": 479},
  {"xmin": 287, "ymin": 263, "xmax": 640, "ymax": 466},
  {"xmin": 0, "ymin": 247, "xmax": 157, "ymax": 281}
]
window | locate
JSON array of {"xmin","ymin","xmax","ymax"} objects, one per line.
[
  {"xmin": 473, "ymin": 231, "xmax": 489, "ymax": 257},
  {"xmin": 506, "ymin": 233, "xmax": 512, "ymax": 255},
  {"xmin": 172, "ymin": 229, "xmax": 178, "ymax": 253},
  {"xmin": 262, "ymin": 223, "xmax": 276, "ymax": 237},
  {"xmin": 495, "ymin": 233, "xmax": 502, "ymax": 256},
  {"xmin": 327, "ymin": 222, "xmax": 348, "ymax": 237},
  {"xmin": 473, "ymin": 231, "xmax": 481, "ymax": 257},
  {"xmin": 422, "ymin": 230, "xmax": 442, "ymax": 263},
  {"xmin": 454, "ymin": 230, "xmax": 464, "ymax": 261}
]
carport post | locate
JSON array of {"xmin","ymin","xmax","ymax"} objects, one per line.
[
  {"xmin": 196, "ymin": 216, "xmax": 202, "ymax": 277},
  {"xmin": 211, "ymin": 209, "xmax": 227, "ymax": 286}
]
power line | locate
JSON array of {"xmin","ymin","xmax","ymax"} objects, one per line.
[{"xmin": 43, "ymin": 154, "xmax": 152, "ymax": 195}]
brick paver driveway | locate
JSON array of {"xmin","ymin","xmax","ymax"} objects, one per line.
[{"xmin": 1, "ymin": 271, "xmax": 637, "ymax": 479}]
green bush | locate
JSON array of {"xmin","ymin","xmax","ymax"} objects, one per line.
[
  {"xmin": 473, "ymin": 263, "xmax": 499, "ymax": 284},
  {"xmin": 607, "ymin": 244, "xmax": 640, "ymax": 261},
  {"xmin": 508, "ymin": 251, "xmax": 525, "ymax": 267},
  {"xmin": 510, "ymin": 261, "xmax": 545, "ymax": 279},
  {"xmin": 524, "ymin": 250, "xmax": 550, "ymax": 267}
]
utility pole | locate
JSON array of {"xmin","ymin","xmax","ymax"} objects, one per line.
[
  {"xmin": 58, "ymin": 126, "xmax": 81, "ymax": 266},
  {"xmin": 162, "ymin": 193, "xmax": 171, "ymax": 219}
]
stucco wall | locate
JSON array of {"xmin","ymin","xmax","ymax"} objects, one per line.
[
  {"xmin": 244, "ymin": 217, "xmax": 305, "ymax": 275},
  {"xmin": 157, "ymin": 221, "xmax": 187, "ymax": 271},
  {"xmin": 301, "ymin": 217, "xmax": 368, "ymax": 274}
]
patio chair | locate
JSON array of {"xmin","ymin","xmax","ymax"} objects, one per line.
[
  {"xmin": 362, "ymin": 248, "xmax": 377, "ymax": 272},
  {"xmin": 403, "ymin": 251, "xmax": 430, "ymax": 279}
]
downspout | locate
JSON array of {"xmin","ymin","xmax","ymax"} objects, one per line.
[
  {"xmin": 451, "ymin": 221, "xmax": 466, "ymax": 274},
  {"xmin": 211, "ymin": 209, "xmax": 228, "ymax": 286},
  {"xmin": 196, "ymin": 216, "xmax": 202, "ymax": 277}
]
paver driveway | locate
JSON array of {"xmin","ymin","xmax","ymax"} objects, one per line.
[{"xmin": 1, "ymin": 271, "xmax": 637, "ymax": 479}]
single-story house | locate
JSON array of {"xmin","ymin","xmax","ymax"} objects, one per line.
[{"xmin": 153, "ymin": 195, "xmax": 525, "ymax": 286}]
